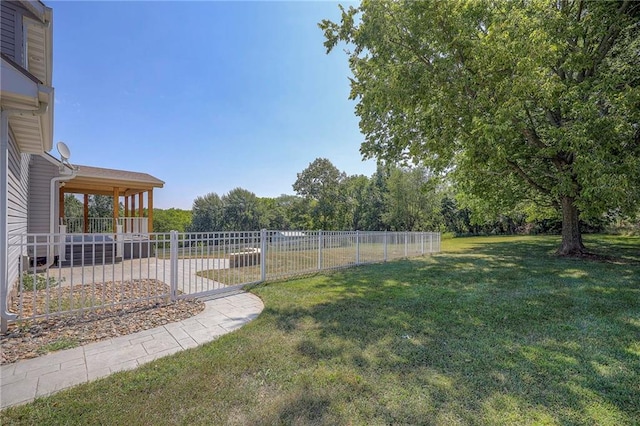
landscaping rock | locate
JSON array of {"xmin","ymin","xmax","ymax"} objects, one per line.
[{"xmin": 0, "ymin": 280, "xmax": 205, "ymax": 365}]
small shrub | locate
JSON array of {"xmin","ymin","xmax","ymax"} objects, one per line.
[{"xmin": 20, "ymin": 273, "xmax": 64, "ymax": 292}]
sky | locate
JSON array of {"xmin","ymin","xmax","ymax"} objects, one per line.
[{"xmin": 50, "ymin": 0, "xmax": 376, "ymax": 210}]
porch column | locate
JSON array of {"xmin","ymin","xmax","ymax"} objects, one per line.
[
  {"xmin": 138, "ymin": 192, "xmax": 144, "ymax": 233},
  {"xmin": 124, "ymin": 195, "xmax": 129, "ymax": 232},
  {"xmin": 113, "ymin": 187, "xmax": 119, "ymax": 232},
  {"xmin": 83, "ymin": 194, "xmax": 89, "ymax": 233},
  {"xmin": 148, "ymin": 189, "xmax": 154, "ymax": 233}
]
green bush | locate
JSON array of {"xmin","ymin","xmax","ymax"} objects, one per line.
[{"xmin": 20, "ymin": 273, "xmax": 63, "ymax": 292}]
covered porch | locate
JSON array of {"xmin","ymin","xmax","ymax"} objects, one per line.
[{"xmin": 58, "ymin": 165, "xmax": 164, "ymax": 235}]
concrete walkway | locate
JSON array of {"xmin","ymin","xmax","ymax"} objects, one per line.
[{"xmin": 0, "ymin": 291, "xmax": 264, "ymax": 410}]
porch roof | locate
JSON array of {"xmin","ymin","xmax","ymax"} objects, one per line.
[{"xmin": 62, "ymin": 164, "xmax": 164, "ymax": 196}]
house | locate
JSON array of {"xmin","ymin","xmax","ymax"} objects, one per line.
[
  {"xmin": 1, "ymin": 0, "xmax": 54, "ymax": 327},
  {"xmin": 1, "ymin": 1, "xmax": 164, "ymax": 330},
  {"xmin": 29, "ymin": 153, "xmax": 164, "ymax": 265},
  {"xmin": 30, "ymin": 154, "xmax": 164, "ymax": 237}
]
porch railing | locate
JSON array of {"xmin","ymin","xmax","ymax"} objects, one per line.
[
  {"xmin": 2, "ymin": 230, "xmax": 441, "ymax": 329},
  {"xmin": 61, "ymin": 217, "xmax": 147, "ymax": 234}
]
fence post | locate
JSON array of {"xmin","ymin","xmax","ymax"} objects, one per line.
[
  {"xmin": 430, "ymin": 233, "xmax": 433, "ymax": 254},
  {"xmin": 421, "ymin": 232, "xmax": 424, "ymax": 256},
  {"xmin": 318, "ymin": 231, "xmax": 323, "ymax": 270},
  {"xmin": 116, "ymin": 225, "xmax": 124, "ymax": 259},
  {"xmin": 383, "ymin": 231, "xmax": 388, "ymax": 262},
  {"xmin": 260, "ymin": 229, "xmax": 266, "ymax": 282},
  {"xmin": 356, "ymin": 230, "xmax": 360, "ymax": 265},
  {"xmin": 405, "ymin": 232, "xmax": 408, "ymax": 257},
  {"xmin": 170, "ymin": 230, "xmax": 178, "ymax": 301},
  {"xmin": 59, "ymin": 225, "xmax": 67, "ymax": 262}
]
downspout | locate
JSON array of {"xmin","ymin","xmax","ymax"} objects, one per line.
[
  {"xmin": 48, "ymin": 165, "xmax": 77, "ymax": 266},
  {"xmin": 1, "ymin": 102, "xmax": 49, "ymax": 326}
]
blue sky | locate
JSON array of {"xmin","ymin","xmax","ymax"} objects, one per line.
[{"xmin": 50, "ymin": 1, "xmax": 375, "ymax": 209}]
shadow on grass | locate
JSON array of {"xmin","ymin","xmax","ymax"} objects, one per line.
[
  {"xmin": 2, "ymin": 236, "xmax": 637, "ymax": 425},
  {"xmin": 259, "ymin": 236, "xmax": 640, "ymax": 424}
]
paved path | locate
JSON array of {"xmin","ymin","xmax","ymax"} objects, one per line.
[{"xmin": 0, "ymin": 291, "xmax": 264, "ymax": 410}]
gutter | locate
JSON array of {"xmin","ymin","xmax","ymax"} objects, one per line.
[
  {"xmin": 48, "ymin": 164, "xmax": 78, "ymax": 266},
  {"xmin": 0, "ymin": 102, "xmax": 49, "ymax": 327}
]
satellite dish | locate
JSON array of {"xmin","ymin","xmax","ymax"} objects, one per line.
[{"xmin": 57, "ymin": 141, "xmax": 71, "ymax": 162}]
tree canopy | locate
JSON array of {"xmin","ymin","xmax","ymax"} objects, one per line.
[
  {"xmin": 185, "ymin": 160, "xmax": 452, "ymax": 233},
  {"xmin": 293, "ymin": 158, "xmax": 347, "ymax": 229},
  {"xmin": 63, "ymin": 194, "xmax": 83, "ymax": 219},
  {"xmin": 153, "ymin": 208, "xmax": 192, "ymax": 233},
  {"xmin": 189, "ymin": 192, "xmax": 224, "ymax": 233},
  {"xmin": 320, "ymin": 0, "xmax": 640, "ymax": 255}
]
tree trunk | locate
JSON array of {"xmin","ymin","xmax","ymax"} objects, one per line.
[{"xmin": 557, "ymin": 196, "xmax": 587, "ymax": 256}]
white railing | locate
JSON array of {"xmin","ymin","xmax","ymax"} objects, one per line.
[
  {"xmin": 118, "ymin": 217, "xmax": 148, "ymax": 234},
  {"xmin": 61, "ymin": 217, "xmax": 84, "ymax": 233},
  {"xmin": 2, "ymin": 230, "xmax": 440, "ymax": 327},
  {"xmin": 61, "ymin": 217, "xmax": 147, "ymax": 234}
]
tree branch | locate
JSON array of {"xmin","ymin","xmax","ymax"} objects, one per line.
[
  {"xmin": 521, "ymin": 106, "xmax": 548, "ymax": 149},
  {"xmin": 576, "ymin": 0, "xmax": 584, "ymax": 22},
  {"xmin": 385, "ymin": 5, "xmax": 476, "ymax": 99},
  {"xmin": 584, "ymin": 0, "xmax": 630, "ymax": 79},
  {"xmin": 506, "ymin": 159, "xmax": 552, "ymax": 195},
  {"xmin": 545, "ymin": 109, "xmax": 562, "ymax": 127},
  {"xmin": 386, "ymin": 36, "xmax": 434, "ymax": 71}
]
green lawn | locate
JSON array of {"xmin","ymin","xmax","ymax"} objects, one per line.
[
  {"xmin": 2, "ymin": 235, "xmax": 639, "ymax": 425},
  {"xmin": 195, "ymin": 242, "xmax": 417, "ymax": 286}
]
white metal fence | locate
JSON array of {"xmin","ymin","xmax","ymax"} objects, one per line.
[{"xmin": 2, "ymin": 230, "xmax": 440, "ymax": 326}]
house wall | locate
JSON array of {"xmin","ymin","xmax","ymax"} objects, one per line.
[
  {"xmin": 7, "ymin": 129, "xmax": 30, "ymax": 292},
  {"xmin": 0, "ymin": 1, "xmax": 27, "ymax": 65},
  {"xmin": 28, "ymin": 155, "xmax": 57, "ymax": 234},
  {"xmin": 2, "ymin": 2, "xmax": 53, "ymax": 329}
]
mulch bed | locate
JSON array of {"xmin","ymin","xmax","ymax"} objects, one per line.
[{"xmin": 1, "ymin": 280, "xmax": 205, "ymax": 365}]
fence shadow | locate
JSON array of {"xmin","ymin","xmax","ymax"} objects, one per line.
[{"xmin": 256, "ymin": 237, "xmax": 640, "ymax": 423}]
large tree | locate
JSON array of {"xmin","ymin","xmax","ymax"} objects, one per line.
[
  {"xmin": 335, "ymin": 174, "xmax": 371, "ymax": 230},
  {"xmin": 189, "ymin": 192, "xmax": 224, "ymax": 233},
  {"xmin": 383, "ymin": 166, "xmax": 443, "ymax": 231},
  {"xmin": 88, "ymin": 195, "xmax": 113, "ymax": 219},
  {"xmin": 293, "ymin": 158, "xmax": 347, "ymax": 229},
  {"xmin": 63, "ymin": 194, "xmax": 83, "ymax": 219},
  {"xmin": 321, "ymin": 0, "xmax": 640, "ymax": 255},
  {"xmin": 222, "ymin": 187, "xmax": 260, "ymax": 231}
]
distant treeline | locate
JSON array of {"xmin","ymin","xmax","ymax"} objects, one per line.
[{"xmin": 150, "ymin": 158, "xmax": 636, "ymax": 236}]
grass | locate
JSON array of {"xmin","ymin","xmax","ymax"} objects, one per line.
[
  {"xmin": 1, "ymin": 234, "xmax": 639, "ymax": 425},
  {"xmin": 36, "ymin": 338, "xmax": 79, "ymax": 355},
  {"xmin": 196, "ymin": 242, "xmax": 419, "ymax": 286}
]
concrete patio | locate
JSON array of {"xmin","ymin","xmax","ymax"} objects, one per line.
[{"xmin": 46, "ymin": 256, "xmax": 232, "ymax": 297}]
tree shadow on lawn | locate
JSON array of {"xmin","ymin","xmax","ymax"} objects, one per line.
[
  {"xmin": 258, "ymin": 238, "xmax": 640, "ymax": 424},
  {"xmin": 448, "ymin": 235, "xmax": 640, "ymax": 265}
]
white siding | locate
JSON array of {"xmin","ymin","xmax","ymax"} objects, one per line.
[
  {"xmin": 0, "ymin": 1, "xmax": 26, "ymax": 65},
  {"xmin": 7, "ymin": 130, "xmax": 30, "ymax": 293},
  {"xmin": 28, "ymin": 155, "xmax": 57, "ymax": 233}
]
